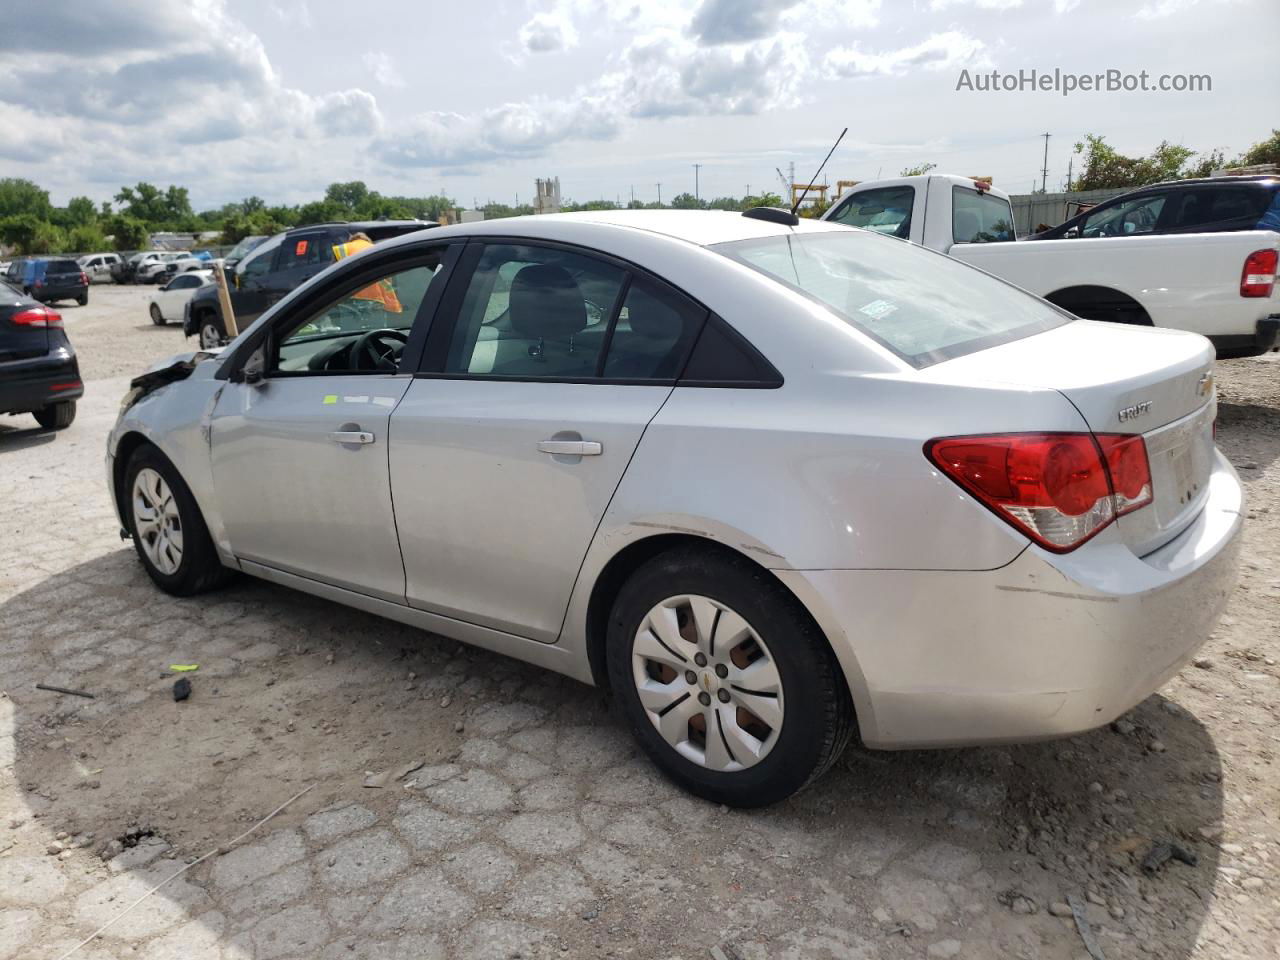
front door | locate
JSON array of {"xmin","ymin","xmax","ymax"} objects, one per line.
[
  {"xmin": 390, "ymin": 242, "xmax": 706, "ymax": 641},
  {"xmin": 210, "ymin": 250, "xmax": 451, "ymax": 601}
]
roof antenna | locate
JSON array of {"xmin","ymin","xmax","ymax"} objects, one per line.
[{"xmin": 791, "ymin": 127, "xmax": 847, "ymax": 215}]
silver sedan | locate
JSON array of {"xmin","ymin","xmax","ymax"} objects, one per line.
[{"xmin": 107, "ymin": 210, "xmax": 1242, "ymax": 806}]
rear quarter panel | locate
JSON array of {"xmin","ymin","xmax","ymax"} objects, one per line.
[{"xmin": 952, "ymin": 230, "xmax": 1280, "ymax": 337}]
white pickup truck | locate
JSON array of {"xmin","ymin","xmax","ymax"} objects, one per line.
[{"xmin": 821, "ymin": 174, "xmax": 1280, "ymax": 358}]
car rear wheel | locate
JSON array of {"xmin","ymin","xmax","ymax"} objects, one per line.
[
  {"xmin": 77, "ymin": 292, "xmax": 88, "ymax": 306},
  {"xmin": 33, "ymin": 401, "xmax": 76, "ymax": 430},
  {"xmin": 606, "ymin": 547, "xmax": 854, "ymax": 807},
  {"xmin": 150, "ymin": 303, "xmax": 165, "ymax": 325},
  {"xmin": 124, "ymin": 445, "xmax": 233, "ymax": 596}
]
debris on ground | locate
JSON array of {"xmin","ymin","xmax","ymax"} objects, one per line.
[
  {"xmin": 1067, "ymin": 894, "xmax": 1106, "ymax": 960},
  {"xmin": 168, "ymin": 664, "xmax": 199, "ymax": 672},
  {"xmin": 710, "ymin": 945, "xmax": 744, "ymax": 960},
  {"xmin": 172, "ymin": 677, "xmax": 192, "ymax": 702},
  {"xmin": 35, "ymin": 683, "xmax": 94, "ymax": 699},
  {"xmin": 997, "ymin": 889, "xmax": 1038, "ymax": 914},
  {"xmin": 363, "ymin": 758, "xmax": 425, "ymax": 789},
  {"xmin": 1140, "ymin": 840, "xmax": 1198, "ymax": 875}
]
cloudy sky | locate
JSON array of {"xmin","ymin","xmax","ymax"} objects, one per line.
[{"xmin": 0, "ymin": 0, "xmax": 1274, "ymax": 210}]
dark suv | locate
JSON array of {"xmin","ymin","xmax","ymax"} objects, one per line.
[
  {"xmin": 4, "ymin": 258, "xmax": 90, "ymax": 306},
  {"xmin": 1030, "ymin": 175, "xmax": 1280, "ymax": 240},
  {"xmin": 185, "ymin": 220, "xmax": 434, "ymax": 348},
  {"xmin": 0, "ymin": 280, "xmax": 83, "ymax": 429}
]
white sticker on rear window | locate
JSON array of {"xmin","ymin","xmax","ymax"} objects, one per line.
[{"xmin": 859, "ymin": 299, "xmax": 898, "ymax": 321}]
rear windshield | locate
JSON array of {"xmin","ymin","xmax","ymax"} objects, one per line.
[
  {"xmin": 713, "ymin": 230, "xmax": 1067, "ymax": 367},
  {"xmin": 47, "ymin": 260, "xmax": 81, "ymax": 274},
  {"xmin": 953, "ymin": 188, "xmax": 1015, "ymax": 243}
]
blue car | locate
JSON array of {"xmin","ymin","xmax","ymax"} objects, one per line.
[{"xmin": 3, "ymin": 258, "xmax": 90, "ymax": 306}]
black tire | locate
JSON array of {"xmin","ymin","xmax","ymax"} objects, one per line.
[
  {"xmin": 198, "ymin": 316, "xmax": 224, "ymax": 350},
  {"xmin": 33, "ymin": 401, "xmax": 76, "ymax": 430},
  {"xmin": 606, "ymin": 546, "xmax": 854, "ymax": 807},
  {"xmin": 123, "ymin": 444, "xmax": 234, "ymax": 596},
  {"xmin": 77, "ymin": 292, "xmax": 88, "ymax": 306},
  {"xmin": 150, "ymin": 303, "xmax": 165, "ymax": 325}
]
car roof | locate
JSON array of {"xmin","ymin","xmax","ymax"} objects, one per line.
[{"xmin": 393, "ymin": 209, "xmax": 850, "ymax": 249}]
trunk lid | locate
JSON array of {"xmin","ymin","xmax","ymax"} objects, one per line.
[
  {"xmin": 0, "ymin": 294, "xmax": 49, "ymax": 361},
  {"xmin": 932, "ymin": 319, "xmax": 1217, "ymax": 555}
]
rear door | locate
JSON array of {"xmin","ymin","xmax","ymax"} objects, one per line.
[{"xmin": 389, "ymin": 241, "xmax": 705, "ymax": 641}]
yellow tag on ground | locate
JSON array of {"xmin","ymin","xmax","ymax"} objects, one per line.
[{"xmin": 169, "ymin": 664, "xmax": 199, "ymax": 672}]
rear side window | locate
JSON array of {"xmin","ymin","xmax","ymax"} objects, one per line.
[
  {"xmin": 1163, "ymin": 187, "xmax": 1273, "ymax": 231},
  {"xmin": 952, "ymin": 188, "xmax": 1014, "ymax": 243},
  {"xmin": 828, "ymin": 186, "xmax": 915, "ymax": 239},
  {"xmin": 715, "ymin": 231, "xmax": 1067, "ymax": 368},
  {"xmin": 602, "ymin": 276, "xmax": 704, "ymax": 380}
]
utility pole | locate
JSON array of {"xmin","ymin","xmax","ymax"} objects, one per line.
[
  {"xmin": 1040, "ymin": 132, "xmax": 1051, "ymax": 193},
  {"xmin": 1065, "ymin": 156, "xmax": 1074, "ymax": 192},
  {"xmin": 693, "ymin": 164, "xmax": 702, "ymax": 202},
  {"xmin": 630, "ymin": 185, "xmax": 635, "ymax": 205},
  {"xmin": 656, "ymin": 183, "xmax": 662, "ymax": 206}
]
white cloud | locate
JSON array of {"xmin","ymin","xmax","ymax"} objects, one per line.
[
  {"xmin": 518, "ymin": 11, "xmax": 579, "ymax": 53},
  {"xmin": 362, "ymin": 50, "xmax": 405, "ymax": 88},
  {"xmin": 1135, "ymin": 0, "xmax": 1242, "ymax": 17},
  {"xmin": 690, "ymin": 0, "xmax": 800, "ymax": 45},
  {"xmin": 268, "ymin": 0, "xmax": 313, "ymax": 29},
  {"xmin": 824, "ymin": 31, "xmax": 988, "ymax": 78},
  {"xmin": 929, "ymin": 0, "xmax": 1021, "ymax": 8}
]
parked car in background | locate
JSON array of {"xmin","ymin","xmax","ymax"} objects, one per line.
[
  {"xmin": 112, "ymin": 210, "xmax": 1241, "ymax": 806},
  {"xmin": 78, "ymin": 252, "xmax": 123, "ymax": 283},
  {"xmin": 119, "ymin": 251, "xmax": 169, "ymax": 284},
  {"xmin": 1030, "ymin": 176, "xmax": 1280, "ymax": 241},
  {"xmin": 824, "ymin": 174, "xmax": 1280, "ymax": 358},
  {"xmin": 185, "ymin": 220, "xmax": 433, "ymax": 348},
  {"xmin": 4, "ymin": 258, "xmax": 89, "ymax": 305},
  {"xmin": 149, "ymin": 270, "xmax": 212, "ymax": 325},
  {"xmin": 138, "ymin": 253, "xmax": 194, "ymax": 284},
  {"xmin": 1, "ymin": 278, "xmax": 82, "ymax": 429},
  {"xmin": 150, "ymin": 257, "xmax": 206, "ymax": 284}
]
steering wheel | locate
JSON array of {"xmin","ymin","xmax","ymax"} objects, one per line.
[{"xmin": 352, "ymin": 328, "xmax": 409, "ymax": 371}]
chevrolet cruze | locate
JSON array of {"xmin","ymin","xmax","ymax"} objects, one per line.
[{"xmin": 107, "ymin": 210, "xmax": 1242, "ymax": 806}]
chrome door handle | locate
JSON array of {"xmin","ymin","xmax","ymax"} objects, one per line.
[
  {"xmin": 329, "ymin": 430, "xmax": 375, "ymax": 445},
  {"xmin": 538, "ymin": 439, "xmax": 602, "ymax": 456}
]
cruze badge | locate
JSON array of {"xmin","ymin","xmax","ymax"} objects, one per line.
[{"xmin": 1118, "ymin": 400, "xmax": 1153, "ymax": 423}]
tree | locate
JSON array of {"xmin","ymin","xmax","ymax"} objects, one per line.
[
  {"xmin": 65, "ymin": 196, "xmax": 98, "ymax": 227},
  {"xmin": 106, "ymin": 215, "xmax": 150, "ymax": 251},
  {"xmin": 739, "ymin": 193, "xmax": 783, "ymax": 210},
  {"xmin": 325, "ymin": 181, "xmax": 371, "ymax": 211},
  {"xmin": 1071, "ymin": 135, "xmax": 1194, "ymax": 190},
  {"xmin": 113, "ymin": 182, "xmax": 192, "ymax": 225},
  {"xmin": 67, "ymin": 224, "xmax": 109, "ymax": 253},
  {"xmin": 0, "ymin": 178, "xmax": 52, "ymax": 219},
  {"xmin": 1238, "ymin": 129, "xmax": 1280, "ymax": 167},
  {"xmin": 669, "ymin": 192, "xmax": 706, "ymax": 210},
  {"xmin": 899, "ymin": 163, "xmax": 937, "ymax": 177}
]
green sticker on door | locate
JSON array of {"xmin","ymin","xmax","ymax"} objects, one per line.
[{"xmin": 322, "ymin": 394, "xmax": 338, "ymax": 405}]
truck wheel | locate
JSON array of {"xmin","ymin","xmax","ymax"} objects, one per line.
[
  {"xmin": 199, "ymin": 319, "xmax": 223, "ymax": 350},
  {"xmin": 34, "ymin": 401, "xmax": 76, "ymax": 430}
]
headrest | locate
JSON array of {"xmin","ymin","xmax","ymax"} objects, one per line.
[
  {"xmin": 626, "ymin": 287, "xmax": 682, "ymax": 341},
  {"xmin": 509, "ymin": 265, "xmax": 587, "ymax": 340}
]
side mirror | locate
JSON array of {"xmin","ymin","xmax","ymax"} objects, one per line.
[{"xmin": 232, "ymin": 344, "xmax": 266, "ymax": 385}]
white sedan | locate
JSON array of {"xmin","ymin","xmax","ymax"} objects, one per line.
[
  {"xmin": 107, "ymin": 210, "xmax": 1242, "ymax": 806},
  {"xmin": 148, "ymin": 270, "xmax": 213, "ymax": 325}
]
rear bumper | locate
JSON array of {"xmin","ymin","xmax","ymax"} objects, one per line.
[
  {"xmin": 1209, "ymin": 315, "xmax": 1279, "ymax": 359},
  {"xmin": 32, "ymin": 283, "xmax": 87, "ymax": 301},
  {"xmin": 780, "ymin": 450, "xmax": 1244, "ymax": 749},
  {"xmin": 0, "ymin": 350, "xmax": 84, "ymax": 415}
]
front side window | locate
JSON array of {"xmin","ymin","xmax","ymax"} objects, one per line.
[
  {"xmin": 273, "ymin": 252, "xmax": 447, "ymax": 374},
  {"xmin": 1081, "ymin": 193, "xmax": 1165, "ymax": 238},
  {"xmin": 952, "ymin": 188, "xmax": 1014, "ymax": 243},
  {"xmin": 828, "ymin": 186, "xmax": 915, "ymax": 239},
  {"xmin": 444, "ymin": 244, "xmax": 625, "ymax": 379},
  {"xmin": 715, "ymin": 231, "xmax": 1067, "ymax": 367}
]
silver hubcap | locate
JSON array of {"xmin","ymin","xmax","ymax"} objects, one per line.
[
  {"xmin": 200, "ymin": 323, "xmax": 219, "ymax": 349},
  {"xmin": 632, "ymin": 594, "xmax": 784, "ymax": 772},
  {"xmin": 132, "ymin": 468, "xmax": 183, "ymax": 575}
]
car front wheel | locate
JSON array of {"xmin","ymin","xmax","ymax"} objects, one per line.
[
  {"xmin": 124, "ymin": 445, "xmax": 233, "ymax": 596},
  {"xmin": 199, "ymin": 319, "xmax": 222, "ymax": 350},
  {"xmin": 607, "ymin": 547, "xmax": 854, "ymax": 807},
  {"xmin": 150, "ymin": 303, "xmax": 165, "ymax": 325}
]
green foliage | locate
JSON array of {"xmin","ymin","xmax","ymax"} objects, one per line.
[
  {"xmin": 105, "ymin": 215, "xmax": 150, "ymax": 252},
  {"xmin": 670, "ymin": 192, "xmax": 707, "ymax": 210},
  {"xmin": 67, "ymin": 223, "xmax": 109, "ymax": 253},
  {"xmin": 1239, "ymin": 129, "xmax": 1280, "ymax": 167},
  {"xmin": 739, "ymin": 192, "xmax": 784, "ymax": 210},
  {"xmin": 899, "ymin": 163, "xmax": 937, "ymax": 177},
  {"xmin": 1071, "ymin": 134, "xmax": 1199, "ymax": 190},
  {"xmin": 0, "ymin": 178, "xmax": 52, "ymax": 220}
]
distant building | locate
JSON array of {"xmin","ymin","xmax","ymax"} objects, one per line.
[
  {"xmin": 534, "ymin": 177, "xmax": 561, "ymax": 215},
  {"xmin": 460, "ymin": 209, "xmax": 485, "ymax": 223}
]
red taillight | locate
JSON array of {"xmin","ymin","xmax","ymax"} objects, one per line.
[
  {"xmin": 926, "ymin": 432, "xmax": 1152, "ymax": 552},
  {"xmin": 10, "ymin": 306, "xmax": 63, "ymax": 328},
  {"xmin": 1241, "ymin": 249, "xmax": 1277, "ymax": 297},
  {"xmin": 80, "ymin": 272, "xmax": 89, "ymax": 286}
]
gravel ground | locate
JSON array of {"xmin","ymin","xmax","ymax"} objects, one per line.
[{"xmin": 0, "ymin": 284, "xmax": 1277, "ymax": 960}]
